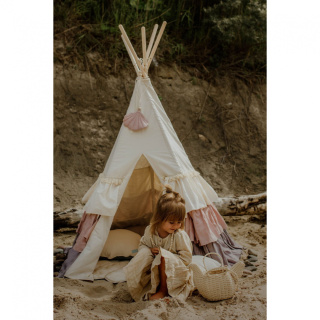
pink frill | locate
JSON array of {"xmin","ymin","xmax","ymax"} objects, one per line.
[
  {"xmin": 185, "ymin": 203, "xmax": 228, "ymax": 246},
  {"xmin": 73, "ymin": 212, "xmax": 100, "ymax": 252}
]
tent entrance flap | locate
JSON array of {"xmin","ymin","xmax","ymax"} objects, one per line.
[{"xmin": 111, "ymin": 155, "xmax": 162, "ymax": 230}]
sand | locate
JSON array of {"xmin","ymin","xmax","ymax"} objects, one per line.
[{"xmin": 54, "ymin": 216, "xmax": 266, "ymax": 320}]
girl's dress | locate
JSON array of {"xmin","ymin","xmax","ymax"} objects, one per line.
[{"xmin": 124, "ymin": 225, "xmax": 194, "ymax": 301}]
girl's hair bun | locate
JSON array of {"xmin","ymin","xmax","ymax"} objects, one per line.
[
  {"xmin": 162, "ymin": 184, "xmax": 184, "ymax": 203},
  {"xmin": 164, "ymin": 184, "xmax": 173, "ymax": 193}
]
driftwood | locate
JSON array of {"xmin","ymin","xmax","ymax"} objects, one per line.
[
  {"xmin": 216, "ymin": 192, "xmax": 266, "ymax": 216},
  {"xmin": 54, "ymin": 209, "xmax": 83, "ymax": 230},
  {"xmin": 53, "ymin": 192, "xmax": 266, "ymax": 230}
]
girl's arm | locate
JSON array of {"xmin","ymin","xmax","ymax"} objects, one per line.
[
  {"xmin": 173, "ymin": 230, "xmax": 193, "ymax": 266},
  {"xmin": 138, "ymin": 225, "xmax": 153, "ymax": 251}
]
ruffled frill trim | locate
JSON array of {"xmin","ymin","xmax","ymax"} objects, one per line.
[
  {"xmin": 98, "ymin": 173, "xmax": 123, "ymax": 186},
  {"xmin": 191, "ymin": 230, "xmax": 243, "ymax": 267},
  {"xmin": 162, "ymin": 171, "xmax": 219, "ymax": 213},
  {"xmin": 81, "ymin": 173, "xmax": 124, "ymax": 216},
  {"xmin": 185, "ymin": 203, "xmax": 228, "ymax": 246},
  {"xmin": 82, "ymin": 174, "xmax": 123, "ymax": 205},
  {"xmin": 163, "ymin": 170, "xmax": 200, "ymax": 183}
]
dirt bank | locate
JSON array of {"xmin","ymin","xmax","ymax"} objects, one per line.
[{"xmin": 54, "ymin": 54, "xmax": 266, "ymax": 211}]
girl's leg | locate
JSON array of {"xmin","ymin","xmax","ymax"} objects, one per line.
[{"xmin": 150, "ymin": 256, "xmax": 169, "ymax": 300}]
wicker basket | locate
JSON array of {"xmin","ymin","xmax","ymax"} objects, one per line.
[
  {"xmin": 230, "ymin": 258, "xmax": 245, "ymax": 279},
  {"xmin": 190, "ymin": 252, "xmax": 241, "ymax": 301}
]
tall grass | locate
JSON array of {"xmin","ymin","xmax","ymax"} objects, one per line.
[{"xmin": 54, "ymin": 0, "xmax": 266, "ymax": 75}]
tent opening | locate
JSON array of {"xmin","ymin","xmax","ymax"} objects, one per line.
[{"xmin": 110, "ymin": 154, "xmax": 163, "ymax": 235}]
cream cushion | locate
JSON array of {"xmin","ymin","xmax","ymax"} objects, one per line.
[{"xmin": 101, "ymin": 229, "xmax": 141, "ymax": 259}]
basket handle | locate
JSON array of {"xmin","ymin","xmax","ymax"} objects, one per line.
[
  {"xmin": 229, "ymin": 269, "xmax": 239, "ymax": 291},
  {"xmin": 203, "ymin": 252, "xmax": 224, "ymax": 272}
]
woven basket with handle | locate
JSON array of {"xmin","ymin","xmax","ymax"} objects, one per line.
[{"xmin": 190, "ymin": 252, "xmax": 242, "ymax": 301}]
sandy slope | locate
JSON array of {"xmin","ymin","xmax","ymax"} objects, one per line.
[{"xmin": 54, "ymin": 216, "xmax": 266, "ymax": 320}]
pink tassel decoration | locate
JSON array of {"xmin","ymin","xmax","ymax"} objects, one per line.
[{"xmin": 123, "ymin": 108, "xmax": 148, "ymax": 131}]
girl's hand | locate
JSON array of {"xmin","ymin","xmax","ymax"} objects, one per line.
[{"xmin": 151, "ymin": 247, "xmax": 159, "ymax": 256}]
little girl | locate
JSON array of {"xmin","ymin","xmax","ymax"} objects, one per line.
[{"xmin": 124, "ymin": 185, "xmax": 194, "ymax": 301}]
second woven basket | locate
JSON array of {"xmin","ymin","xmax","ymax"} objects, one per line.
[{"xmin": 190, "ymin": 252, "xmax": 244, "ymax": 301}]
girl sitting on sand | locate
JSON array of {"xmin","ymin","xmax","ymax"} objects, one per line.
[{"xmin": 124, "ymin": 185, "xmax": 194, "ymax": 301}]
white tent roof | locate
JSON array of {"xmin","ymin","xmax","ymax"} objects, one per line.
[{"xmin": 82, "ymin": 76, "xmax": 220, "ymax": 217}]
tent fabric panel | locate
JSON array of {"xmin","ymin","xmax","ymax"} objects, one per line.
[
  {"xmin": 106, "ymin": 116, "xmax": 182, "ymax": 177},
  {"xmin": 143, "ymin": 80, "xmax": 192, "ymax": 163},
  {"xmin": 108, "ymin": 78, "xmax": 188, "ymax": 174},
  {"xmin": 143, "ymin": 86, "xmax": 191, "ymax": 172},
  {"xmin": 134, "ymin": 154, "xmax": 150, "ymax": 169},
  {"xmin": 165, "ymin": 174, "xmax": 220, "ymax": 213},
  {"xmin": 103, "ymin": 125, "xmax": 181, "ymax": 178},
  {"xmin": 101, "ymin": 78, "xmax": 192, "ymax": 179},
  {"xmin": 113, "ymin": 189, "xmax": 153, "ymax": 226},
  {"xmin": 82, "ymin": 178, "xmax": 99, "ymax": 203},
  {"xmin": 64, "ymin": 215, "xmax": 113, "ymax": 280},
  {"xmin": 82, "ymin": 152, "xmax": 143, "ymax": 216},
  {"xmin": 111, "ymin": 158, "xmax": 163, "ymax": 227},
  {"xmin": 118, "ymin": 165, "xmax": 153, "ymax": 199},
  {"xmin": 82, "ymin": 180, "xmax": 122, "ymax": 216},
  {"xmin": 103, "ymin": 138, "xmax": 142, "ymax": 178}
]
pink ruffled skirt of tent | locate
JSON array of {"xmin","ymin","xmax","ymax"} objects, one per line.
[{"xmin": 185, "ymin": 203, "xmax": 242, "ymax": 267}]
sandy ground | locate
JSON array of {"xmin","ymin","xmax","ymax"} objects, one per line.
[{"xmin": 54, "ymin": 216, "xmax": 266, "ymax": 320}]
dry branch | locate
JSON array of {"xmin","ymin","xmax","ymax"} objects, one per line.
[
  {"xmin": 216, "ymin": 192, "xmax": 266, "ymax": 216},
  {"xmin": 54, "ymin": 209, "xmax": 83, "ymax": 230}
]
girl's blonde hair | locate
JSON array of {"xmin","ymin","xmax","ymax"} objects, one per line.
[{"xmin": 150, "ymin": 184, "xmax": 186, "ymax": 234}]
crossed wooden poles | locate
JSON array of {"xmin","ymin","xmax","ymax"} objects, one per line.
[{"xmin": 119, "ymin": 21, "xmax": 167, "ymax": 78}]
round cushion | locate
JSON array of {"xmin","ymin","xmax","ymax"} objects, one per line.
[{"xmin": 101, "ymin": 229, "xmax": 141, "ymax": 259}]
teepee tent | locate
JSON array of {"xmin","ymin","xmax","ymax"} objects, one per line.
[{"xmin": 59, "ymin": 22, "xmax": 242, "ymax": 281}]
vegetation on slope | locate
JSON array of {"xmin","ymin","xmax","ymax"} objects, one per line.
[{"xmin": 54, "ymin": 0, "xmax": 266, "ymax": 78}]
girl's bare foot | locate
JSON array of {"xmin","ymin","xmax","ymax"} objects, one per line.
[{"xmin": 150, "ymin": 290, "xmax": 168, "ymax": 300}]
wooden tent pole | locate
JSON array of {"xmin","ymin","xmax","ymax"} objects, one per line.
[
  {"xmin": 119, "ymin": 24, "xmax": 147, "ymax": 78},
  {"xmin": 141, "ymin": 26, "xmax": 147, "ymax": 72},
  {"xmin": 121, "ymin": 35, "xmax": 140, "ymax": 76},
  {"xmin": 146, "ymin": 24, "xmax": 158, "ymax": 61},
  {"xmin": 147, "ymin": 21, "xmax": 167, "ymax": 70}
]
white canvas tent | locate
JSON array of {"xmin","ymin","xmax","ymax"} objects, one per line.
[{"xmin": 60, "ymin": 22, "xmax": 241, "ymax": 281}]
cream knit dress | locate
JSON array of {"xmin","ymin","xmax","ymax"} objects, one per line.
[{"xmin": 124, "ymin": 225, "xmax": 194, "ymax": 301}]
